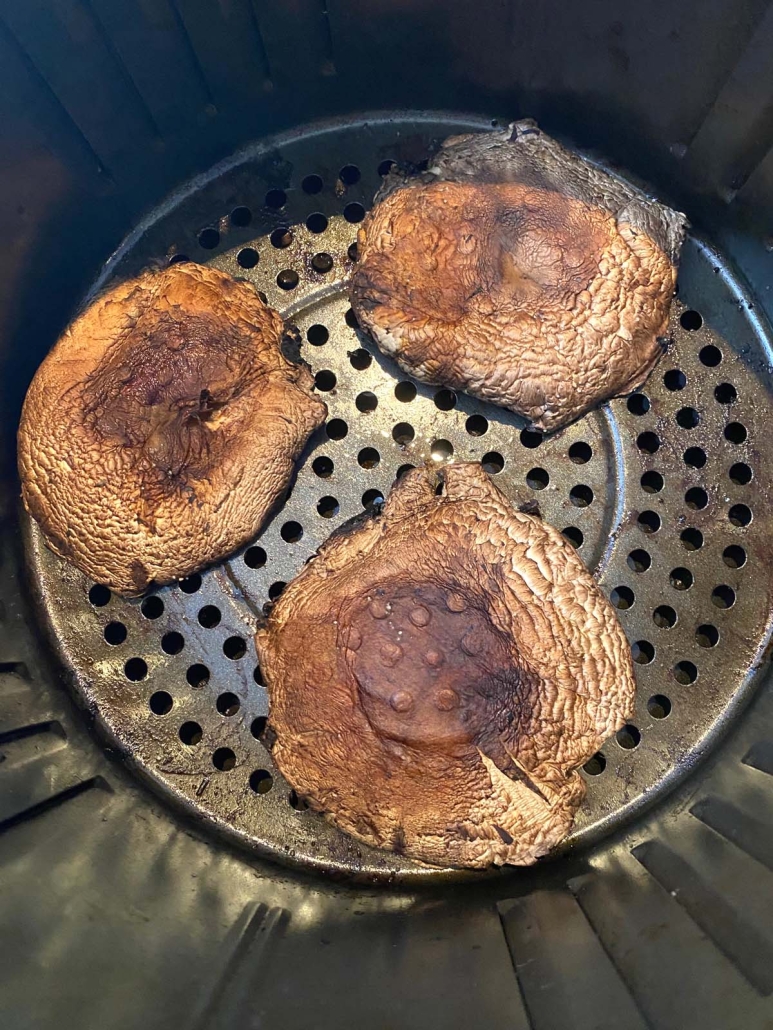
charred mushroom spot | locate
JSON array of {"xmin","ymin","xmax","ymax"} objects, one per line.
[
  {"xmin": 518, "ymin": 499, "xmax": 542, "ymax": 518},
  {"xmin": 130, "ymin": 560, "xmax": 150, "ymax": 592},
  {"xmin": 82, "ymin": 313, "xmax": 254, "ymax": 498},
  {"xmin": 392, "ymin": 825, "xmax": 407, "ymax": 854},
  {"xmin": 492, "ymin": 187, "xmax": 607, "ymax": 301},
  {"xmin": 354, "ymin": 183, "xmax": 605, "ymax": 330},
  {"xmin": 350, "ymin": 581, "xmax": 524, "ymax": 751}
]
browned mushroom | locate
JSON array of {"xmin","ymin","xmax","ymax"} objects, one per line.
[
  {"xmin": 18, "ymin": 263, "xmax": 327, "ymax": 595},
  {"xmin": 351, "ymin": 120, "xmax": 687, "ymax": 432},
  {"xmin": 256, "ymin": 462, "xmax": 635, "ymax": 868}
]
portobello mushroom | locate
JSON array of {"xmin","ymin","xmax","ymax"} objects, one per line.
[
  {"xmin": 18, "ymin": 263, "xmax": 327, "ymax": 595},
  {"xmin": 256, "ymin": 463, "xmax": 635, "ymax": 868},
  {"xmin": 351, "ymin": 120, "xmax": 686, "ymax": 432}
]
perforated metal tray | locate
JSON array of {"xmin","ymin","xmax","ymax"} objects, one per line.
[{"xmin": 24, "ymin": 115, "xmax": 773, "ymax": 883}]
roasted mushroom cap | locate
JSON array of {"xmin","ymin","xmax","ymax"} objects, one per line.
[
  {"xmin": 256, "ymin": 463, "xmax": 635, "ymax": 868},
  {"xmin": 351, "ymin": 120, "xmax": 687, "ymax": 432},
  {"xmin": 18, "ymin": 263, "xmax": 327, "ymax": 595}
]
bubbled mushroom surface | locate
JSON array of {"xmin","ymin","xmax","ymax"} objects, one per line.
[
  {"xmin": 351, "ymin": 120, "xmax": 687, "ymax": 432},
  {"xmin": 18, "ymin": 263, "xmax": 327, "ymax": 595},
  {"xmin": 256, "ymin": 463, "xmax": 635, "ymax": 869}
]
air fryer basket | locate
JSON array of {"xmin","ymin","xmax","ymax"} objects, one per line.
[{"xmin": 1, "ymin": 3, "xmax": 773, "ymax": 1029}]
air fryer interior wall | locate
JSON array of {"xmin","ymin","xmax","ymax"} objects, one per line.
[{"xmin": 1, "ymin": 3, "xmax": 773, "ymax": 1029}]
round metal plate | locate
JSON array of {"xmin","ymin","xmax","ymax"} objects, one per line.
[{"xmin": 25, "ymin": 114, "xmax": 773, "ymax": 883}]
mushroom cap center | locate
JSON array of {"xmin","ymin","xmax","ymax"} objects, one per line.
[
  {"xmin": 349, "ymin": 580, "xmax": 518, "ymax": 748},
  {"xmin": 82, "ymin": 312, "xmax": 256, "ymax": 485}
]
